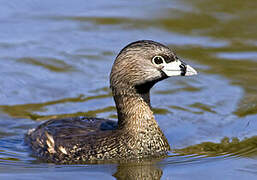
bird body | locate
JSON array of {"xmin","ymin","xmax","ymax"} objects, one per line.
[{"xmin": 25, "ymin": 40, "xmax": 197, "ymax": 164}]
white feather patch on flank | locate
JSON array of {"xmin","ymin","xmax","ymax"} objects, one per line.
[
  {"xmin": 46, "ymin": 140, "xmax": 56, "ymax": 153},
  {"xmin": 45, "ymin": 131, "xmax": 56, "ymax": 154},
  {"xmin": 59, "ymin": 146, "xmax": 68, "ymax": 155},
  {"xmin": 46, "ymin": 139, "xmax": 52, "ymax": 148},
  {"xmin": 45, "ymin": 131, "xmax": 55, "ymax": 146},
  {"xmin": 27, "ymin": 128, "xmax": 35, "ymax": 135},
  {"xmin": 36, "ymin": 138, "xmax": 43, "ymax": 147}
]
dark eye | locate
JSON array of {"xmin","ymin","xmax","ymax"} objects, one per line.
[{"xmin": 152, "ymin": 56, "xmax": 164, "ymax": 65}]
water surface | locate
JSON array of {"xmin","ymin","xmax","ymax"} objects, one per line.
[{"xmin": 0, "ymin": 0, "xmax": 257, "ymax": 179}]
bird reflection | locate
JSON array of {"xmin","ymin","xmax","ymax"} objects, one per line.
[{"xmin": 113, "ymin": 160, "xmax": 163, "ymax": 180}]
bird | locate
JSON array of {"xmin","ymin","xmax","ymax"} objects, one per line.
[{"xmin": 25, "ymin": 40, "xmax": 197, "ymax": 164}]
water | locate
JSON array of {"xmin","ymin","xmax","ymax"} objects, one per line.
[{"xmin": 0, "ymin": 0, "xmax": 257, "ymax": 179}]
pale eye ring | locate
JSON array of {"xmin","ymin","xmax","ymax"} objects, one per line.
[{"xmin": 152, "ymin": 56, "xmax": 165, "ymax": 65}]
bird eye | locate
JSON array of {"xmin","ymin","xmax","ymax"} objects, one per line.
[{"xmin": 152, "ymin": 56, "xmax": 164, "ymax": 65}]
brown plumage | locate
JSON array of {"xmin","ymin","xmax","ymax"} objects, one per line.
[{"xmin": 25, "ymin": 40, "xmax": 197, "ymax": 164}]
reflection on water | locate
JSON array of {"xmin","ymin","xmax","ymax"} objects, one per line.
[
  {"xmin": 114, "ymin": 162, "xmax": 163, "ymax": 180},
  {"xmin": 174, "ymin": 136, "xmax": 257, "ymax": 158},
  {"xmin": 0, "ymin": 0, "xmax": 257, "ymax": 179},
  {"xmin": 0, "ymin": 93, "xmax": 112, "ymax": 120},
  {"xmin": 18, "ymin": 57, "xmax": 76, "ymax": 73}
]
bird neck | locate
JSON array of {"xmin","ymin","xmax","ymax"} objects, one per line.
[
  {"xmin": 111, "ymin": 84, "xmax": 171, "ymax": 153},
  {"xmin": 112, "ymin": 87, "xmax": 159, "ymax": 133}
]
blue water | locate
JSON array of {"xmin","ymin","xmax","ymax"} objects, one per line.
[{"xmin": 0, "ymin": 0, "xmax": 257, "ymax": 179}]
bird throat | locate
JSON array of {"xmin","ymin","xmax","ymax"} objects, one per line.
[{"xmin": 113, "ymin": 85, "xmax": 157, "ymax": 132}]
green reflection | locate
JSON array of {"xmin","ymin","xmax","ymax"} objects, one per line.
[
  {"xmin": 19, "ymin": 57, "xmax": 76, "ymax": 72},
  {"xmin": 152, "ymin": 108, "xmax": 170, "ymax": 115},
  {"xmin": 169, "ymin": 105, "xmax": 203, "ymax": 114},
  {"xmin": 174, "ymin": 136, "xmax": 257, "ymax": 158},
  {"xmin": 163, "ymin": 0, "xmax": 257, "ymax": 117},
  {"xmin": 26, "ymin": 106, "xmax": 117, "ymax": 121},
  {"xmin": 176, "ymin": 46, "xmax": 257, "ymax": 117},
  {"xmin": 0, "ymin": 93, "xmax": 111, "ymax": 121},
  {"xmin": 0, "ymin": 157, "xmax": 20, "ymax": 162},
  {"xmin": 189, "ymin": 103, "xmax": 216, "ymax": 114}
]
